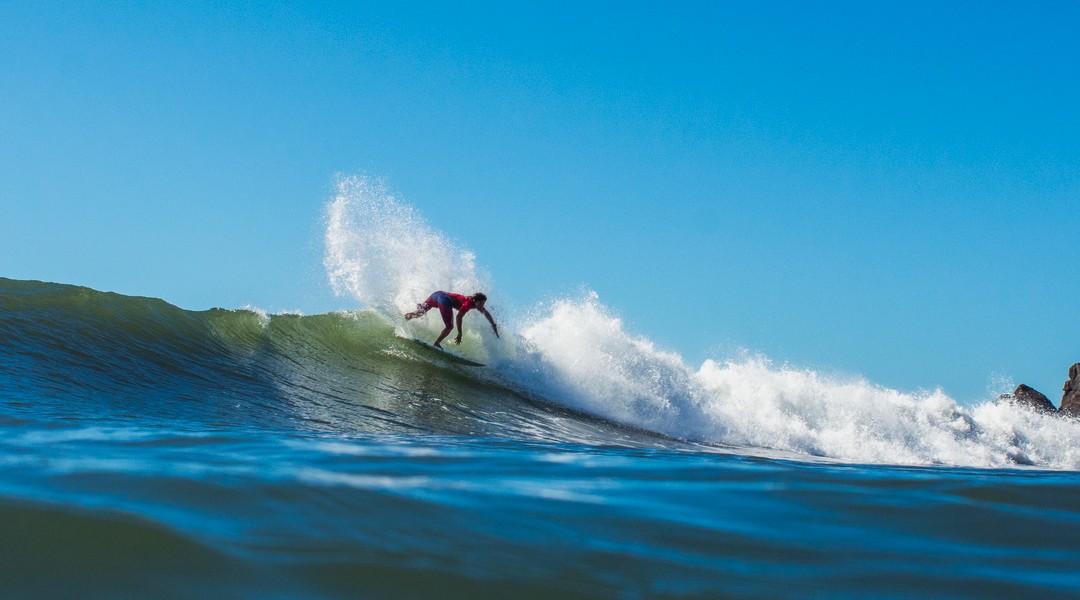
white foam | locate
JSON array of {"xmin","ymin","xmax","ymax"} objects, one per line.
[
  {"xmin": 512, "ymin": 291, "xmax": 1080, "ymax": 469},
  {"xmin": 512, "ymin": 293, "xmax": 709, "ymax": 438}
]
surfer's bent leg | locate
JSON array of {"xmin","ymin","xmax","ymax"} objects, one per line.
[
  {"xmin": 405, "ymin": 293, "xmax": 442, "ymax": 320},
  {"xmin": 431, "ymin": 294, "xmax": 455, "ymax": 348},
  {"xmin": 404, "ymin": 301, "xmax": 431, "ymax": 320},
  {"xmin": 405, "ymin": 292, "xmax": 455, "ymax": 347}
]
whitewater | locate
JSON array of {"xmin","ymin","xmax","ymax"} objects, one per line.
[{"xmin": 1, "ymin": 175, "xmax": 1078, "ymax": 599}]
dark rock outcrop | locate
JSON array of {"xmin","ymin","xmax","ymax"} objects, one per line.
[
  {"xmin": 1004, "ymin": 364, "xmax": 1080, "ymax": 418},
  {"xmin": 1009, "ymin": 384, "xmax": 1057, "ymax": 414},
  {"xmin": 1060, "ymin": 363, "xmax": 1080, "ymax": 418}
]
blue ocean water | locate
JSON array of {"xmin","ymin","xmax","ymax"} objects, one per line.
[
  {"xmin": 3, "ymin": 180, "xmax": 1079, "ymax": 598},
  {"xmin": 2, "ymin": 277, "xmax": 1079, "ymax": 599}
]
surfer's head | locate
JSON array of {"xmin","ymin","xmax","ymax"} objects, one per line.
[{"xmin": 472, "ymin": 292, "xmax": 487, "ymax": 306}]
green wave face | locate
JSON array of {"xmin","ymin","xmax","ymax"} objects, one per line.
[{"xmin": 0, "ymin": 278, "xmax": 667, "ymax": 448}]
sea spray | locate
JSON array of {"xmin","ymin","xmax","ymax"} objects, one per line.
[{"xmin": 324, "ymin": 176, "xmax": 486, "ymax": 319}]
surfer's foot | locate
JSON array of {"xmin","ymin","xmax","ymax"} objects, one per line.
[
  {"xmin": 433, "ymin": 342, "xmax": 443, "ymax": 349},
  {"xmin": 404, "ymin": 305, "xmax": 428, "ymax": 320}
]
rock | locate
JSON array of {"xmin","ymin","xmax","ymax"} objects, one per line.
[
  {"xmin": 1060, "ymin": 363, "xmax": 1080, "ymax": 418},
  {"xmin": 1009, "ymin": 384, "xmax": 1057, "ymax": 414}
]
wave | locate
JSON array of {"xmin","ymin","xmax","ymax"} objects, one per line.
[
  {"xmin": 2, "ymin": 275, "xmax": 1079, "ymax": 468},
  {"xmin": 2, "ymin": 179, "xmax": 1078, "ymax": 469},
  {"xmin": 0, "ymin": 278, "xmax": 670, "ymax": 448},
  {"xmin": 319, "ymin": 176, "xmax": 1080, "ymax": 470},
  {"xmin": 0, "ymin": 499, "xmax": 247, "ymax": 597}
]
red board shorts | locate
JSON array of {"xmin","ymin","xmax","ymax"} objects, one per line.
[{"xmin": 423, "ymin": 291, "xmax": 455, "ymax": 326}]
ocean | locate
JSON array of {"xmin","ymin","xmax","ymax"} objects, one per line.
[{"xmin": 2, "ymin": 178, "xmax": 1079, "ymax": 598}]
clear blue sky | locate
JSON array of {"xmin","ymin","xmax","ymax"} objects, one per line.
[{"xmin": 2, "ymin": 1, "xmax": 1077, "ymax": 403}]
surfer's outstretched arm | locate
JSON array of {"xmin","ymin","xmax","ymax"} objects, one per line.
[
  {"xmin": 454, "ymin": 308, "xmax": 498, "ymax": 344},
  {"xmin": 479, "ymin": 308, "xmax": 499, "ymax": 338},
  {"xmin": 453, "ymin": 311, "xmax": 465, "ymax": 345}
]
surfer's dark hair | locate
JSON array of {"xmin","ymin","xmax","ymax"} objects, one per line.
[{"xmin": 473, "ymin": 292, "xmax": 487, "ymax": 303}]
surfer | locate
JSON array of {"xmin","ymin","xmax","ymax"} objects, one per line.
[{"xmin": 404, "ymin": 291, "xmax": 500, "ymax": 348}]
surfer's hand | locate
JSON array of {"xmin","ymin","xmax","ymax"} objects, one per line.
[
  {"xmin": 454, "ymin": 335, "xmax": 462, "ymax": 345},
  {"xmin": 492, "ymin": 324, "xmax": 499, "ymax": 338}
]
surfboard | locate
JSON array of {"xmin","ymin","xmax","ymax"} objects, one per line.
[{"xmin": 409, "ymin": 338, "xmax": 485, "ymax": 367}]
